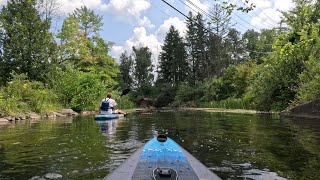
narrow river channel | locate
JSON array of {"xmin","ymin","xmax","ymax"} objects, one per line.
[{"xmin": 0, "ymin": 111, "xmax": 320, "ymax": 179}]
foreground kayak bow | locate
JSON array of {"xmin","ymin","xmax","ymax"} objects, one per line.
[{"xmin": 106, "ymin": 135, "xmax": 221, "ymax": 180}]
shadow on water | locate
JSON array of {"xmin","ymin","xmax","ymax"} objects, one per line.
[{"xmin": 0, "ymin": 111, "xmax": 320, "ymax": 179}]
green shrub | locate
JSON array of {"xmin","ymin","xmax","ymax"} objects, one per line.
[
  {"xmin": 0, "ymin": 73, "xmax": 60, "ymax": 115},
  {"xmin": 294, "ymin": 24, "xmax": 320, "ymax": 104},
  {"xmin": 153, "ymin": 84, "xmax": 177, "ymax": 108},
  {"xmin": 70, "ymin": 73, "xmax": 106, "ymax": 111},
  {"xmin": 171, "ymin": 83, "xmax": 203, "ymax": 107},
  {"xmin": 49, "ymin": 66, "xmax": 107, "ymax": 111},
  {"xmin": 116, "ymin": 95, "xmax": 136, "ymax": 110}
]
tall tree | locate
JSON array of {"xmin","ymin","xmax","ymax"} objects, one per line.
[
  {"xmin": 185, "ymin": 12, "xmax": 207, "ymax": 85},
  {"xmin": 225, "ymin": 28, "xmax": 244, "ymax": 65},
  {"xmin": 242, "ymin": 29, "xmax": 260, "ymax": 61},
  {"xmin": 185, "ymin": 11, "xmax": 198, "ymax": 86},
  {"xmin": 72, "ymin": 6, "xmax": 103, "ymax": 37},
  {"xmin": 119, "ymin": 51, "xmax": 134, "ymax": 88},
  {"xmin": 132, "ymin": 46, "xmax": 154, "ymax": 89},
  {"xmin": 57, "ymin": 6, "xmax": 118, "ymax": 86},
  {"xmin": 207, "ymin": 4, "xmax": 232, "ymax": 76},
  {"xmin": 0, "ymin": 0, "xmax": 57, "ymax": 84},
  {"xmin": 36, "ymin": 0, "xmax": 61, "ymax": 21},
  {"xmin": 158, "ymin": 26, "xmax": 188, "ymax": 86}
]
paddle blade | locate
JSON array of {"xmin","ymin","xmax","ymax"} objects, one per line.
[{"xmin": 120, "ymin": 88, "xmax": 130, "ymax": 96}]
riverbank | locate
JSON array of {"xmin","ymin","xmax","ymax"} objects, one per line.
[
  {"xmin": 180, "ymin": 108, "xmax": 257, "ymax": 114},
  {"xmin": 0, "ymin": 109, "xmax": 83, "ymax": 124},
  {"xmin": 2, "ymin": 102, "xmax": 319, "ymax": 125},
  {"xmin": 0, "ymin": 108, "xmax": 146, "ymax": 125}
]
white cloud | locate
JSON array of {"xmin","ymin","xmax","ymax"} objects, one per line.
[
  {"xmin": 56, "ymin": 0, "xmax": 154, "ymax": 28},
  {"xmin": 111, "ymin": 16, "xmax": 187, "ymax": 60},
  {"xmin": 105, "ymin": 0, "xmax": 153, "ymax": 28},
  {"xmin": 249, "ymin": 0, "xmax": 295, "ymax": 29},
  {"xmin": 251, "ymin": 8, "xmax": 282, "ymax": 28},
  {"xmin": 111, "ymin": 27, "xmax": 162, "ymax": 61},
  {"xmin": 274, "ymin": 0, "xmax": 294, "ymax": 11},
  {"xmin": 138, "ymin": 16, "xmax": 155, "ymax": 29},
  {"xmin": 0, "ymin": 0, "xmax": 7, "ymax": 6},
  {"xmin": 110, "ymin": 16, "xmax": 187, "ymax": 70},
  {"xmin": 247, "ymin": 0, "xmax": 272, "ymax": 9},
  {"xmin": 57, "ymin": 0, "xmax": 108, "ymax": 14},
  {"xmin": 156, "ymin": 17, "xmax": 187, "ymax": 42}
]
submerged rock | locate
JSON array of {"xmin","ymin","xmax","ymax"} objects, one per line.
[
  {"xmin": 29, "ymin": 176, "xmax": 45, "ymax": 180},
  {"xmin": 0, "ymin": 118, "xmax": 9, "ymax": 124},
  {"xmin": 44, "ymin": 173, "xmax": 63, "ymax": 179},
  {"xmin": 59, "ymin": 109, "xmax": 78, "ymax": 116},
  {"xmin": 282, "ymin": 99, "xmax": 320, "ymax": 119}
]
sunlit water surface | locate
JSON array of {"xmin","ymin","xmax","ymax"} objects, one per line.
[{"xmin": 0, "ymin": 111, "xmax": 320, "ymax": 179}]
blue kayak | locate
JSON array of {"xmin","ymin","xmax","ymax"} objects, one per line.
[
  {"xmin": 106, "ymin": 135, "xmax": 221, "ymax": 180},
  {"xmin": 94, "ymin": 114, "xmax": 124, "ymax": 120}
]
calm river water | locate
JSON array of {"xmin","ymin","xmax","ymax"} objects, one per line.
[{"xmin": 0, "ymin": 111, "xmax": 320, "ymax": 179}]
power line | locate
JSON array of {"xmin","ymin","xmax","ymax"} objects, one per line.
[
  {"xmin": 203, "ymin": 0, "xmax": 274, "ymax": 30},
  {"xmin": 235, "ymin": 0, "xmax": 276, "ymax": 28},
  {"xmin": 160, "ymin": 0, "xmax": 273, "ymax": 54},
  {"xmin": 248, "ymin": 0, "xmax": 279, "ymax": 25},
  {"xmin": 181, "ymin": 0, "xmax": 273, "ymax": 46}
]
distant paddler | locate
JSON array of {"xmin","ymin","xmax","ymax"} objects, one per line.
[{"xmin": 100, "ymin": 92, "xmax": 127, "ymax": 116}]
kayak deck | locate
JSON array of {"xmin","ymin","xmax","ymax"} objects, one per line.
[
  {"xmin": 94, "ymin": 114, "xmax": 124, "ymax": 120},
  {"xmin": 106, "ymin": 135, "xmax": 221, "ymax": 180}
]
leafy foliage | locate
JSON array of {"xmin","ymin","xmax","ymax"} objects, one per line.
[
  {"xmin": 0, "ymin": 0, "xmax": 57, "ymax": 84},
  {"xmin": 0, "ymin": 73, "xmax": 60, "ymax": 115},
  {"xmin": 119, "ymin": 51, "xmax": 134, "ymax": 89},
  {"xmin": 49, "ymin": 66, "xmax": 106, "ymax": 111}
]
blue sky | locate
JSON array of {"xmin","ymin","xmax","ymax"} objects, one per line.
[{"xmin": 0, "ymin": 0, "xmax": 294, "ymax": 61}]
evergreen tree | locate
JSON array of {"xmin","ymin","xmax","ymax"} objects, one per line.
[
  {"xmin": 194, "ymin": 13, "xmax": 208, "ymax": 80},
  {"xmin": 119, "ymin": 51, "xmax": 133, "ymax": 88},
  {"xmin": 185, "ymin": 12, "xmax": 198, "ymax": 86},
  {"xmin": 185, "ymin": 12, "xmax": 207, "ymax": 85},
  {"xmin": 158, "ymin": 26, "xmax": 188, "ymax": 86},
  {"xmin": 207, "ymin": 4, "xmax": 232, "ymax": 76},
  {"xmin": 132, "ymin": 46, "xmax": 154, "ymax": 89},
  {"xmin": 0, "ymin": 0, "xmax": 57, "ymax": 84},
  {"xmin": 225, "ymin": 28, "xmax": 244, "ymax": 65}
]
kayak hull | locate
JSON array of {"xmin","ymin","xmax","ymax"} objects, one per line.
[
  {"xmin": 94, "ymin": 114, "xmax": 124, "ymax": 120},
  {"xmin": 105, "ymin": 136, "xmax": 220, "ymax": 180}
]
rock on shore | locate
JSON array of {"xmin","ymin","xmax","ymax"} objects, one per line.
[
  {"xmin": 0, "ymin": 108, "xmax": 80, "ymax": 122},
  {"xmin": 282, "ymin": 99, "xmax": 320, "ymax": 119}
]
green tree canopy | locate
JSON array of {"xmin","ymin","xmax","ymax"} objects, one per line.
[
  {"xmin": 158, "ymin": 26, "xmax": 189, "ymax": 86},
  {"xmin": 0, "ymin": 0, "xmax": 57, "ymax": 84},
  {"xmin": 57, "ymin": 6, "xmax": 118, "ymax": 86},
  {"xmin": 132, "ymin": 46, "xmax": 154, "ymax": 89}
]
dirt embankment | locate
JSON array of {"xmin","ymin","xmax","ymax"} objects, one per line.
[{"xmin": 281, "ymin": 99, "xmax": 320, "ymax": 119}]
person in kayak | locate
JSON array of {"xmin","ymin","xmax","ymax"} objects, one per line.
[{"xmin": 100, "ymin": 93, "xmax": 126, "ymax": 115}]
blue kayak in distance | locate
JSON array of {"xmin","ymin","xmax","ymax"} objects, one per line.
[
  {"xmin": 105, "ymin": 135, "xmax": 221, "ymax": 180},
  {"xmin": 94, "ymin": 114, "xmax": 124, "ymax": 120}
]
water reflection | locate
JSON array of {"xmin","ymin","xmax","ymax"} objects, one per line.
[
  {"xmin": 95, "ymin": 118, "xmax": 125, "ymax": 135},
  {"xmin": 0, "ymin": 112, "xmax": 320, "ymax": 180}
]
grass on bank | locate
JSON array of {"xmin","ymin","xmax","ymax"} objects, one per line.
[
  {"xmin": 0, "ymin": 74, "xmax": 61, "ymax": 116},
  {"xmin": 199, "ymin": 97, "xmax": 254, "ymax": 110}
]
